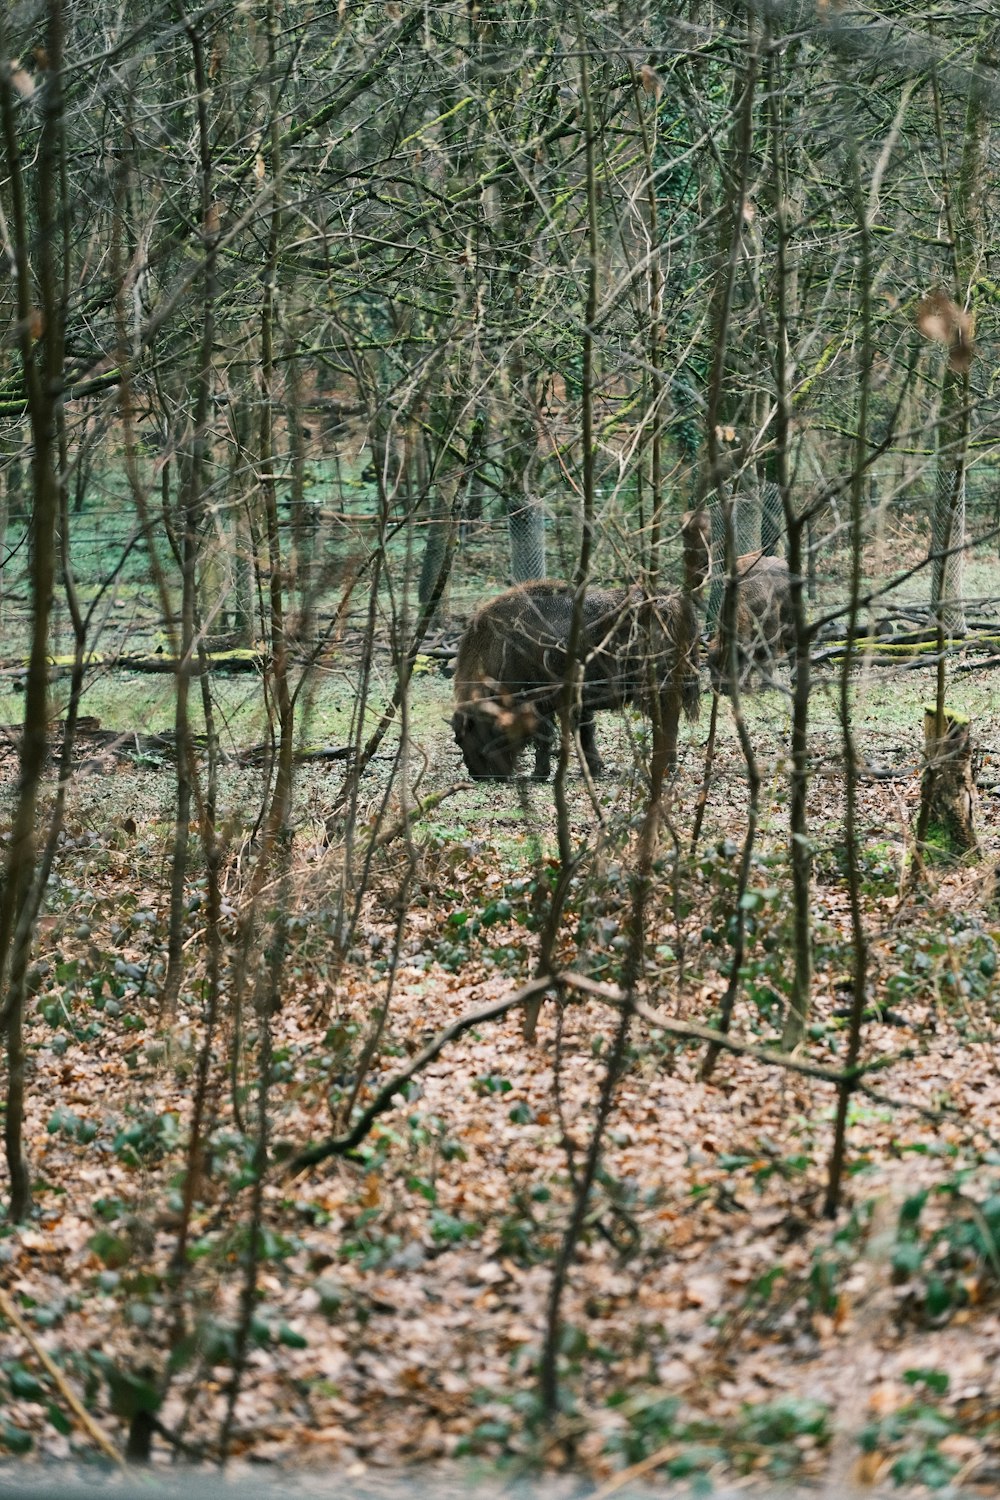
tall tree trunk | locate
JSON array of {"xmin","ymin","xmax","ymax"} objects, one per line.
[
  {"xmin": 0, "ymin": 1, "xmax": 66, "ymax": 1220},
  {"xmin": 928, "ymin": 24, "xmax": 995, "ymax": 633},
  {"xmin": 163, "ymin": 17, "xmax": 218, "ymax": 1014}
]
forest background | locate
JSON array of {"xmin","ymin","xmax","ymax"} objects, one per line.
[{"xmin": 2, "ymin": 0, "xmax": 1000, "ymax": 1492}]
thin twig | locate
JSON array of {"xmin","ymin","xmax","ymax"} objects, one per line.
[{"xmin": 586, "ymin": 1437, "xmax": 680, "ymax": 1500}]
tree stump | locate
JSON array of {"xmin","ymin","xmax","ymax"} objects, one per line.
[{"xmin": 917, "ymin": 706, "xmax": 977, "ymax": 857}]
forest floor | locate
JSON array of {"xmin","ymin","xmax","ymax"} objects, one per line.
[{"xmin": 2, "ymin": 645, "xmax": 1000, "ymax": 1495}]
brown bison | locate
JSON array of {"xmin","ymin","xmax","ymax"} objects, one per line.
[
  {"xmin": 452, "ymin": 515, "xmax": 708, "ymax": 781},
  {"xmin": 707, "ymin": 552, "xmax": 796, "ymax": 692}
]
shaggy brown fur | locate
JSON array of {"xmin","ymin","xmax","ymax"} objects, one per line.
[
  {"xmin": 452, "ymin": 514, "xmax": 708, "ymax": 781},
  {"xmin": 707, "ymin": 552, "xmax": 795, "ymax": 691}
]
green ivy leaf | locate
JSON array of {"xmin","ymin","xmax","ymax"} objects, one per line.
[
  {"xmin": 0, "ymin": 1423, "xmax": 32, "ymax": 1454},
  {"xmin": 6, "ymin": 1364, "xmax": 44, "ymax": 1400}
]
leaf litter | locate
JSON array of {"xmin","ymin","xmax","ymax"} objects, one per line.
[{"xmin": 1, "ymin": 691, "xmax": 1000, "ymax": 1495}]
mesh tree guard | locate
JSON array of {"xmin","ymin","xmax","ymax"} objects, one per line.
[
  {"xmin": 507, "ymin": 496, "xmax": 547, "ymax": 582},
  {"xmin": 930, "ymin": 461, "xmax": 967, "ymax": 635},
  {"xmin": 706, "ymin": 491, "xmax": 762, "ymax": 629},
  {"xmin": 761, "ymin": 480, "xmax": 784, "ymax": 556},
  {"xmin": 418, "ymin": 499, "xmax": 449, "ymax": 605},
  {"xmin": 232, "ymin": 509, "xmax": 254, "ymax": 646}
]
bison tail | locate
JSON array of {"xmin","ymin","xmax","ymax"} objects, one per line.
[{"xmin": 682, "ymin": 671, "xmax": 701, "ymax": 721}]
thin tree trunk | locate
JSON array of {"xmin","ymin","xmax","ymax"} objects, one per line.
[
  {"xmin": 697, "ymin": 20, "xmax": 760, "ymax": 1075},
  {"xmin": 163, "ymin": 15, "xmax": 219, "ymax": 1016},
  {"xmin": 767, "ymin": 35, "xmax": 813, "ymax": 1051},
  {"xmin": 926, "ymin": 26, "xmax": 994, "ymax": 634},
  {"xmin": 0, "ymin": 2, "xmax": 66, "ymax": 1220},
  {"xmin": 824, "ymin": 133, "xmax": 872, "ymax": 1218},
  {"xmin": 916, "ymin": 26, "xmax": 993, "ymax": 861},
  {"xmin": 539, "ymin": 21, "xmax": 606, "ymax": 1414}
]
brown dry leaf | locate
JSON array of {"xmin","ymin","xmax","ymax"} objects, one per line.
[
  {"xmin": 939, "ymin": 1432, "xmax": 980, "ymax": 1459},
  {"xmin": 684, "ymin": 1273, "xmax": 722, "ymax": 1310},
  {"xmin": 299, "ymin": 1424, "xmax": 353, "ymax": 1447},
  {"xmin": 852, "ymin": 1449, "xmax": 888, "ymax": 1485},
  {"xmin": 639, "ymin": 65, "xmax": 663, "ymax": 98},
  {"xmin": 9, "ymin": 65, "xmax": 35, "ymax": 98},
  {"xmin": 811, "ymin": 1313, "xmax": 834, "ymax": 1342},
  {"xmin": 868, "ymin": 1381, "xmax": 903, "ymax": 1417},
  {"xmin": 475, "ymin": 1260, "xmax": 506, "ymax": 1284},
  {"xmin": 497, "ymin": 1323, "xmax": 535, "ymax": 1348},
  {"xmin": 916, "ymin": 289, "xmax": 975, "ymax": 371}
]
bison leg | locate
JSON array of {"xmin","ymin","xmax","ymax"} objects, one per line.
[
  {"xmin": 578, "ymin": 709, "xmax": 605, "ymax": 778},
  {"xmin": 650, "ymin": 694, "xmax": 680, "ymax": 787},
  {"xmin": 531, "ymin": 715, "xmax": 555, "ymax": 781}
]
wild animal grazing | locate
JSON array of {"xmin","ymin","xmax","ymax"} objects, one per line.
[
  {"xmin": 452, "ymin": 514, "xmax": 709, "ymax": 781},
  {"xmin": 707, "ymin": 552, "xmax": 796, "ymax": 692}
]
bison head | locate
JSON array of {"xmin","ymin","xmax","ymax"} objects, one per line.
[{"xmin": 452, "ymin": 690, "xmax": 539, "ymax": 780}]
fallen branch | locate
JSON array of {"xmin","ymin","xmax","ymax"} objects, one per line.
[
  {"xmin": 586, "ymin": 1437, "xmax": 682, "ymax": 1500},
  {"xmin": 368, "ymin": 780, "xmax": 473, "ymax": 853},
  {"xmin": 554, "ymin": 971, "xmax": 861, "ymax": 1086},
  {"xmin": 813, "ymin": 628, "xmax": 1000, "ymax": 668},
  {"xmin": 957, "ymin": 653, "xmax": 1000, "ymax": 674},
  {"xmin": 236, "ymin": 741, "xmax": 352, "ymax": 767},
  {"xmin": 0, "ymin": 650, "xmax": 265, "ymax": 678},
  {"xmin": 289, "ymin": 975, "xmax": 553, "ymax": 1172},
  {"xmin": 290, "ymin": 966, "xmax": 945, "ymax": 1176},
  {"xmin": 585, "ymin": 981, "xmax": 965, "ymax": 1121},
  {"xmin": 0, "ymin": 1284, "xmax": 124, "ymax": 1465},
  {"xmin": 631, "ymin": 995, "xmax": 865, "ymax": 1086}
]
